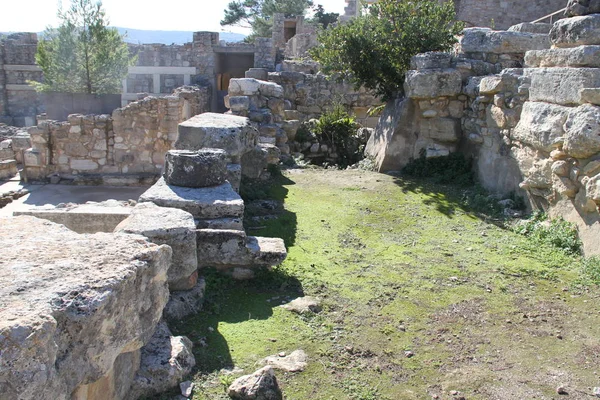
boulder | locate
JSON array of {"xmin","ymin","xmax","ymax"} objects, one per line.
[
  {"xmin": 229, "ymin": 78, "xmax": 284, "ymax": 99},
  {"xmin": 139, "ymin": 177, "xmax": 244, "ymax": 220},
  {"xmin": 512, "ymin": 102, "xmax": 570, "ymax": 151},
  {"xmin": 114, "ymin": 202, "xmax": 198, "ymax": 291},
  {"xmin": 404, "ymin": 69, "xmax": 462, "ymax": 99},
  {"xmin": 365, "ymin": 98, "xmax": 418, "ymax": 172},
  {"xmin": 525, "ymin": 67, "xmax": 600, "ymax": 105},
  {"xmin": 0, "ymin": 216, "xmax": 171, "ymax": 400},
  {"xmin": 227, "ymin": 366, "xmax": 283, "ymax": 400},
  {"xmin": 281, "ymin": 296, "xmax": 322, "ymax": 314},
  {"xmin": 261, "ymin": 350, "xmax": 308, "ymax": 372},
  {"xmin": 550, "ymin": 14, "xmax": 600, "ymax": 48},
  {"xmin": 508, "ymin": 22, "xmax": 553, "ymax": 35},
  {"xmin": 563, "ymin": 104, "xmax": 600, "ymax": 158},
  {"xmin": 128, "ymin": 322, "xmax": 195, "ymax": 399},
  {"xmin": 163, "ymin": 149, "xmax": 228, "ymax": 188},
  {"xmin": 175, "ymin": 113, "xmax": 258, "ymax": 163},
  {"xmin": 409, "ymin": 52, "xmax": 453, "ymax": 70},
  {"xmin": 459, "ymin": 28, "xmax": 550, "ymax": 54},
  {"xmin": 525, "ymin": 46, "xmax": 600, "ymax": 68}
]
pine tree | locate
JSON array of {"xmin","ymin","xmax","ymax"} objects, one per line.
[{"xmin": 34, "ymin": 0, "xmax": 134, "ymax": 94}]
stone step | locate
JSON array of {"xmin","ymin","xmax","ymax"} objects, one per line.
[
  {"xmin": 246, "ymin": 236, "xmax": 287, "ymax": 267},
  {"xmin": 139, "ymin": 177, "xmax": 244, "ymax": 220}
]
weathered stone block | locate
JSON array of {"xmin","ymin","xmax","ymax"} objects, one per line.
[
  {"xmin": 525, "ymin": 67, "xmax": 600, "ymax": 105},
  {"xmin": 512, "ymin": 102, "xmax": 570, "ymax": 152},
  {"xmin": 404, "ymin": 69, "xmax": 462, "ymax": 99},
  {"xmin": 70, "ymin": 159, "xmax": 99, "ymax": 171},
  {"xmin": 163, "ymin": 149, "xmax": 228, "ymax": 188},
  {"xmin": 409, "ymin": 52, "xmax": 453, "ymax": 70},
  {"xmin": 139, "ymin": 177, "xmax": 244, "ymax": 220},
  {"xmin": 459, "ymin": 28, "xmax": 550, "ymax": 54},
  {"xmin": 563, "ymin": 104, "xmax": 600, "ymax": 158},
  {"xmin": 525, "ymin": 46, "xmax": 600, "ymax": 68},
  {"xmin": 479, "ymin": 74, "xmax": 518, "ymax": 95},
  {"xmin": 115, "ymin": 203, "xmax": 198, "ymax": 291},
  {"xmin": 175, "ymin": 113, "xmax": 258, "ymax": 162},
  {"xmin": 228, "ymin": 96, "xmax": 250, "ymax": 113},
  {"xmin": 508, "ymin": 22, "xmax": 553, "ymax": 35},
  {"xmin": 0, "ymin": 216, "xmax": 171, "ymax": 400},
  {"xmin": 0, "ymin": 159, "xmax": 17, "ymax": 180},
  {"xmin": 550, "ymin": 15, "xmax": 600, "ymax": 48},
  {"xmin": 420, "ymin": 118, "xmax": 460, "ymax": 142}
]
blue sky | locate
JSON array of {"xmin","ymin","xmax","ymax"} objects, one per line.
[{"xmin": 1, "ymin": 0, "xmax": 347, "ymax": 34}]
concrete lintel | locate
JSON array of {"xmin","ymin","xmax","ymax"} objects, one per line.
[
  {"xmin": 128, "ymin": 66, "xmax": 197, "ymax": 75},
  {"xmin": 2, "ymin": 64, "xmax": 42, "ymax": 72},
  {"xmin": 6, "ymin": 84, "xmax": 36, "ymax": 91}
]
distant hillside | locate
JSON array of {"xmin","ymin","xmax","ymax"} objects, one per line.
[
  {"xmin": 115, "ymin": 27, "xmax": 246, "ymax": 45},
  {"xmin": 1, "ymin": 28, "xmax": 246, "ymax": 45}
]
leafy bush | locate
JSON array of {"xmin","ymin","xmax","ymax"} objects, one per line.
[
  {"xmin": 581, "ymin": 256, "xmax": 600, "ymax": 285},
  {"xmin": 310, "ymin": 0, "xmax": 464, "ymax": 100},
  {"xmin": 402, "ymin": 151, "xmax": 474, "ymax": 185},
  {"xmin": 313, "ymin": 104, "xmax": 361, "ymax": 167},
  {"xmin": 513, "ymin": 212, "xmax": 582, "ymax": 255}
]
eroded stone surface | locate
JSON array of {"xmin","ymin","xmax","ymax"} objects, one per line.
[
  {"xmin": 459, "ymin": 28, "xmax": 550, "ymax": 54},
  {"xmin": 261, "ymin": 350, "xmax": 308, "ymax": 372},
  {"xmin": 114, "ymin": 202, "xmax": 198, "ymax": 291},
  {"xmin": 563, "ymin": 104, "xmax": 600, "ymax": 158},
  {"xmin": 404, "ymin": 69, "xmax": 462, "ymax": 99},
  {"xmin": 227, "ymin": 366, "xmax": 283, "ymax": 400},
  {"xmin": 550, "ymin": 15, "xmax": 600, "ymax": 48},
  {"xmin": 525, "ymin": 67, "xmax": 600, "ymax": 105},
  {"xmin": 163, "ymin": 149, "xmax": 228, "ymax": 188},
  {"xmin": 512, "ymin": 102, "xmax": 570, "ymax": 152},
  {"xmin": 139, "ymin": 177, "xmax": 244, "ymax": 220},
  {"xmin": 163, "ymin": 278, "xmax": 206, "ymax": 321},
  {"xmin": 525, "ymin": 46, "xmax": 600, "ymax": 68},
  {"xmin": 0, "ymin": 216, "xmax": 171, "ymax": 400}
]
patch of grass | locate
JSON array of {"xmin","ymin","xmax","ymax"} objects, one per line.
[
  {"xmin": 580, "ymin": 256, "xmax": 600, "ymax": 285},
  {"xmin": 513, "ymin": 212, "xmax": 582, "ymax": 255},
  {"xmin": 402, "ymin": 151, "xmax": 474, "ymax": 186},
  {"xmin": 161, "ymin": 170, "xmax": 600, "ymax": 400}
]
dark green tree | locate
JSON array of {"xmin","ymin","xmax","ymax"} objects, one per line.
[
  {"xmin": 34, "ymin": 0, "xmax": 134, "ymax": 94},
  {"xmin": 310, "ymin": 0, "xmax": 464, "ymax": 100},
  {"xmin": 221, "ymin": 0, "xmax": 314, "ymax": 41},
  {"xmin": 310, "ymin": 4, "xmax": 339, "ymax": 29}
]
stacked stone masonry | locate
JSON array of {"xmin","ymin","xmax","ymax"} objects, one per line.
[
  {"xmin": 22, "ymin": 85, "xmax": 210, "ymax": 184},
  {"xmin": 367, "ymin": 16, "xmax": 600, "ymax": 255}
]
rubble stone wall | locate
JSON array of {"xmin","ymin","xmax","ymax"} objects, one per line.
[{"xmin": 23, "ymin": 86, "xmax": 210, "ymax": 184}]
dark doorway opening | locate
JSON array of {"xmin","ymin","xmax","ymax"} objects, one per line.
[{"xmin": 214, "ymin": 52, "xmax": 255, "ymax": 113}]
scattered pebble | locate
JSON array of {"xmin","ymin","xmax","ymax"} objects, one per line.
[
  {"xmin": 557, "ymin": 386, "xmax": 568, "ymax": 395},
  {"xmin": 593, "ymin": 387, "xmax": 600, "ymax": 397},
  {"xmin": 278, "ymin": 352, "xmax": 286, "ymax": 357},
  {"xmin": 404, "ymin": 350, "xmax": 414, "ymax": 358},
  {"xmin": 180, "ymin": 381, "xmax": 194, "ymax": 398}
]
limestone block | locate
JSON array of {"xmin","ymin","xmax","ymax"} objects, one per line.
[
  {"xmin": 525, "ymin": 67, "xmax": 600, "ymax": 105},
  {"xmin": 479, "ymin": 74, "xmax": 518, "ymax": 95},
  {"xmin": 245, "ymin": 68, "xmax": 269, "ymax": 80},
  {"xmin": 163, "ymin": 149, "xmax": 228, "ymax": 188},
  {"xmin": 115, "ymin": 203, "xmax": 198, "ymax": 291},
  {"xmin": 0, "ymin": 159, "xmax": 17, "ymax": 180},
  {"xmin": 459, "ymin": 28, "xmax": 550, "ymax": 54},
  {"xmin": 70, "ymin": 159, "xmax": 99, "ymax": 171},
  {"xmin": 139, "ymin": 177, "xmax": 244, "ymax": 220},
  {"xmin": 512, "ymin": 102, "xmax": 570, "ymax": 151},
  {"xmin": 487, "ymin": 105, "xmax": 519, "ymax": 129},
  {"xmin": 227, "ymin": 163, "xmax": 242, "ymax": 192},
  {"xmin": 584, "ymin": 160, "xmax": 600, "ymax": 177},
  {"xmin": 550, "ymin": 15, "xmax": 600, "ymax": 48},
  {"xmin": 508, "ymin": 22, "xmax": 553, "ymax": 35},
  {"xmin": 563, "ymin": 104, "xmax": 600, "ymax": 158},
  {"xmin": 228, "ymin": 78, "xmax": 261, "ymax": 96},
  {"xmin": 228, "ymin": 96, "xmax": 250, "ymax": 113},
  {"xmin": 128, "ymin": 322, "xmax": 195, "ymax": 399},
  {"xmin": 404, "ymin": 69, "xmax": 462, "ymax": 99},
  {"xmin": 365, "ymin": 98, "xmax": 418, "ymax": 172},
  {"xmin": 409, "ymin": 52, "xmax": 453, "ymax": 70},
  {"xmin": 525, "ymin": 46, "xmax": 600, "ymax": 68},
  {"xmin": 196, "ymin": 217, "xmax": 244, "ymax": 230},
  {"xmin": 420, "ymin": 118, "xmax": 460, "ymax": 143},
  {"xmin": 24, "ymin": 147, "xmax": 43, "ymax": 167},
  {"xmin": 259, "ymin": 81, "xmax": 284, "ymax": 98},
  {"xmin": 586, "ymin": 173, "xmax": 600, "ymax": 204},
  {"xmin": 580, "ymin": 88, "xmax": 600, "ymax": 105},
  {"xmin": 553, "ymin": 175, "xmax": 579, "ymax": 198},
  {"xmin": 0, "ymin": 216, "xmax": 171, "ymax": 400},
  {"xmin": 175, "ymin": 113, "xmax": 258, "ymax": 162},
  {"xmin": 163, "ymin": 278, "xmax": 206, "ymax": 321},
  {"xmin": 521, "ymin": 158, "xmax": 554, "ymax": 189}
]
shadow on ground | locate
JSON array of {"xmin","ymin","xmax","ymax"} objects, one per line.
[{"xmin": 170, "ymin": 170, "xmax": 303, "ymax": 376}]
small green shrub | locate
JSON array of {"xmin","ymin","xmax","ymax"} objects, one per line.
[
  {"xmin": 313, "ymin": 104, "xmax": 362, "ymax": 168},
  {"xmin": 581, "ymin": 256, "xmax": 600, "ymax": 285},
  {"xmin": 295, "ymin": 122, "xmax": 314, "ymax": 143},
  {"xmin": 513, "ymin": 212, "xmax": 582, "ymax": 255},
  {"xmin": 402, "ymin": 151, "xmax": 474, "ymax": 185}
]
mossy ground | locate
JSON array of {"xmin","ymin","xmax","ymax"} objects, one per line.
[{"xmin": 166, "ymin": 169, "xmax": 600, "ymax": 400}]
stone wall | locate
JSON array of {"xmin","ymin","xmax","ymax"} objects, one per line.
[
  {"xmin": 367, "ymin": 20, "xmax": 600, "ymax": 255},
  {"xmin": 23, "ymin": 85, "xmax": 210, "ymax": 184},
  {"xmin": 0, "ymin": 33, "xmax": 43, "ymax": 126}
]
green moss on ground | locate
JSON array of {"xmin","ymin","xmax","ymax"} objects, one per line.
[{"xmin": 167, "ymin": 169, "xmax": 600, "ymax": 400}]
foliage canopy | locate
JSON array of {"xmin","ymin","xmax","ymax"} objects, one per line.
[
  {"xmin": 35, "ymin": 0, "xmax": 133, "ymax": 94},
  {"xmin": 310, "ymin": 0, "xmax": 464, "ymax": 100},
  {"xmin": 221, "ymin": 0, "xmax": 313, "ymax": 41}
]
